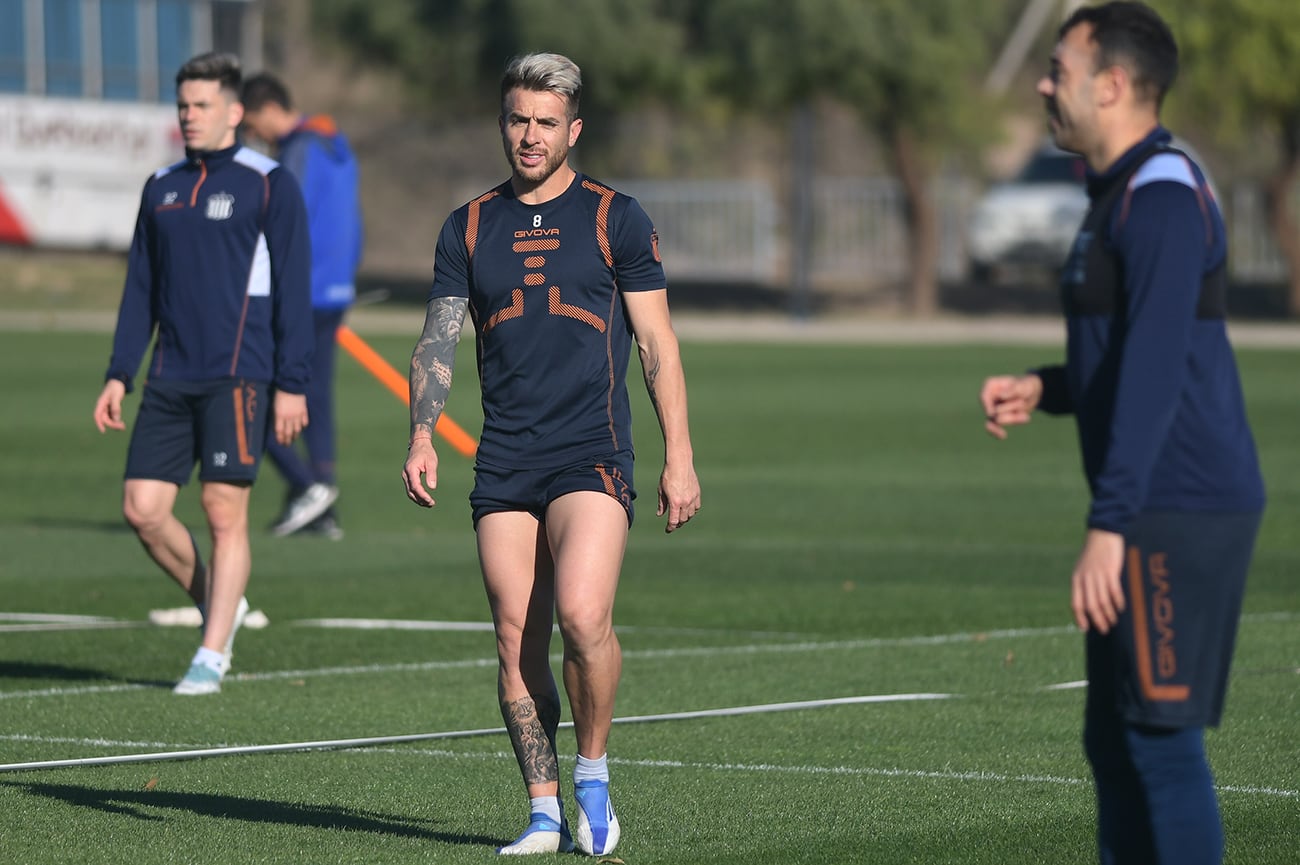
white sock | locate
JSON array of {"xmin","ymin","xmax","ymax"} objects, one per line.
[
  {"xmin": 530, "ymin": 795, "xmax": 562, "ymax": 824},
  {"xmin": 574, "ymin": 753, "xmax": 609, "ymax": 784},
  {"xmin": 192, "ymin": 646, "xmax": 225, "ymax": 672}
]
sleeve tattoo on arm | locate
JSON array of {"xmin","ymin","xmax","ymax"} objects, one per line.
[
  {"xmin": 409, "ymin": 297, "xmax": 467, "ymax": 438},
  {"xmin": 643, "ymin": 352, "xmax": 663, "ymax": 416}
]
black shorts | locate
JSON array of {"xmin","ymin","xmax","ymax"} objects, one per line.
[
  {"xmin": 125, "ymin": 378, "xmax": 270, "ymax": 486},
  {"xmin": 470, "ymin": 451, "xmax": 636, "ymax": 527},
  {"xmin": 1086, "ymin": 510, "xmax": 1262, "ymax": 729}
]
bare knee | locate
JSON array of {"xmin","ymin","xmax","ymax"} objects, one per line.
[
  {"xmin": 200, "ymin": 484, "xmax": 249, "ymax": 539},
  {"xmin": 122, "ymin": 487, "xmax": 172, "ymax": 537},
  {"xmin": 556, "ymin": 604, "xmax": 615, "ymax": 656}
]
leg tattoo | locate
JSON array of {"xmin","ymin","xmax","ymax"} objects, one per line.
[{"xmin": 502, "ymin": 694, "xmax": 562, "ymax": 786}]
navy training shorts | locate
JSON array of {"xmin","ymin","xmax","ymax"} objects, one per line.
[
  {"xmin": 470, "ymin": 450, "xmax": 636, "ymax": 527},
  {"xmin": 1086, "ymin": 510, "xmax": 1262, "ymax": 729},
  {"xmin": 124, "ymin": 378, "xmax": 271, "ymax": 486}
]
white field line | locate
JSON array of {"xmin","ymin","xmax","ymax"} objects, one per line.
[
  {"xmin": 294, "ymin": 618, "xmax": 495, "ymax": 632},
  {"xmin": 2, "ymin": 712, "xmax": 1295, "ymax": 800},
  {"xmin": 0, "ymin": 622, "xmax": 145, "ymax": 634},
  {"xmin": 0, "ymin": 693, "xmax": 952, "ymax": 773},
  {"xmin": 0, "ymin": 613, "xmax": 120, "ymax": 623},
  {"xmin": 2, "ymin": 612, "xmax": 1293, "ymax": 702},
  {"xmin": 362, "ymin": 747, "xmax": 1299, "ymax": 799},
  {"xmin": 0, "ymin": 625, "xmax": 1075, "ymax": 702},
  {"xmin": 0, "ymin": 612, "xmax": 145, "ymax": 634},
  {"xmin": 1044, "ymin": 680, "xmax": 1089, "ymax": 690},
  {"xmin": 291, "ymin": 618, "xmax": 808, "ymax": 640}
]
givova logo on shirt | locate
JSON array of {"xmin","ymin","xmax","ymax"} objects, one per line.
[{"xmin": 205, "ymin": 193, "xmax": 235, "ymax": 221}]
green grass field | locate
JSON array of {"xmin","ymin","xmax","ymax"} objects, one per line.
[{"xmin": 0, "ymin": 323, "xmax": 1296, "ymax": 864}]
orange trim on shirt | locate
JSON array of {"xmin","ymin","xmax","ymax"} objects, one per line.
[
  {"xmin": 582, "ymin": 179, "xmax": 616, "ymax": 267},
  {"xmin": 189, "ymin": 160, "xmax": 208, "ymax": 206}
]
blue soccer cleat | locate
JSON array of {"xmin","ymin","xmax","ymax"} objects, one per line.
[
  {"xmin": 496, "ymin": 813, "xmax": 575, "ymax": 855},
  {"xmin": 573, "ymin": 780, "xmax": 620, "ymax": 856}
]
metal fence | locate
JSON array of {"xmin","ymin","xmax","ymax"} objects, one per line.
[{"xmin": 457, "ymin": 177, "xmax": 1295, "ymax": 287}]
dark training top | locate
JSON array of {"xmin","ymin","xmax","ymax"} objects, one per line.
[
  {"xmin": 1038, "ymin": 127, "xmax": 1265, "ymax": 534},
  {"xmin": 429, "ymin": 174, "xmax": 666, "ymax": 469},
  {"xmin": 106, "ymin": 143, "xmax": 314, "ymax": 394}
]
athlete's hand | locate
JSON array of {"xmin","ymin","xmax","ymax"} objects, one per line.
[
  {"xmin": 273, "ymin": 391, "xmax": 309, "ymax": 445},
  {"xmin": 658, "ymin": 459, "xmax": 701, "ymax": 534},
  {"xmin": 93, "ymin": 379, "xmax": 128, "ymax": 433},
  {"xmin": 403, "ymin": 438, "xmax": 439, "ymax": 507},
  {"xmin": 1071, "ymin": 529, "xmax": 1127, "ymax": 633},
  {"xmin": 980, "ymin": 374, "xmax": 1043, "ymax": 439}
]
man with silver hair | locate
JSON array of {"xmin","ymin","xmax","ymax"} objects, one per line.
[{"xmin": 403, "ymin": 52, "xmax": 701, "ymax": 856}]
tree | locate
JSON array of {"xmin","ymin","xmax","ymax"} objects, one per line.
[
  {"xmin": 1158, "ymin": 0, "xmax": 1300, "ymax": 314},
  {"xmin": 308, "ymin": 0, "xmax": 1018, "ymax": 314},
  {"xmin": 699, "ymin": 0, "xmax": 1015, "ymax": 315}
]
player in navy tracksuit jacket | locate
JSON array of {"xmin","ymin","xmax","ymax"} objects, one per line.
[
  {"xmin": 242, "ymin": 73, "xmax": 364, "ymax": 538},
  {"xmin": 94, "ymin": 52, "xmax": 312, "ymax": 696},
  {"xmin": 979, "ymin": 5, "xmax": 1264, "ymax": 864}
]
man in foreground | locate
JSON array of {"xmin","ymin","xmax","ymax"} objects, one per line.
[{"xmin": 402, "ymin": 52, "xmax": 701, "ymax": 856}]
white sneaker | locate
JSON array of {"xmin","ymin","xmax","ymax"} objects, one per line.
[
  {"xmin": 173, "ymin": 662, "xmax": 223, "ymax": 696},
  {"xmin": 496, "ymin": 814, "xmax": 574, "ymax": 855},
  {"xmin": 219, "ymin": 596, "xmax": 250, "ymax": 675},
  {"xmin": 573, "ymin": 780, "xmax": 620, "ymax": 856},
  {"xmin": 271, "ymin": 483, "xmax": 340, "ymax": 537}
]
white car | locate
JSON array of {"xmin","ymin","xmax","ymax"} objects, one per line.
[
  {"xmin": 966, "ymin": 137, "xmax": 1217, "ymax": 284},
  {"xmin": 966, "ymin": 143, "xmax": 1088, "ymax": 283}
]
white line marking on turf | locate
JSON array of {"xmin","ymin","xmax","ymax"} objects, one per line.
[
  {"xmin": 295, "ymin": 618, "xmax": 495, "ymax": 632},
  {"xmin": 291, "ymin": 617, "xmax": 808, "ymax": 639},
  {"xmin": 0, "ymin": 622, "xmax": 145, "ymax": 634},
  {"xmin": 1044, "ymin": 680, "xmax": 1089, "ymax": 690},
  {"xmin": 0, "ymin": 613, "xmax": 120, "ymax": 623},
  {"xmin": 372, "ymin": 748, "xmax": 1297, "ymax": 798},
  {"xmin": 0, "ymin": 692, "xmax": 951, "ymax": 773},
  {"xmin": 0, "ymin": 733, "xmax": 183, "ymax": 749},
  {"xmin": 0, "ymin": 612, "xmax": 145, "ymax": 634},
  {"xmin": 4, "ymin": 611, "xmax": 1293, "ymax": 701}
]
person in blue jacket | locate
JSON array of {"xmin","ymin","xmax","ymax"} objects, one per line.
[
  {"xmin": 241, "ymin": 73, "xmax": 363, "ymax": 540},
  {"xmin": 93, "ymin": 52, "xmax": 313, "ymax": 696},
  {"xmin": 979, "ymin": 4, "xmax": 1265, "ymax": 864}
]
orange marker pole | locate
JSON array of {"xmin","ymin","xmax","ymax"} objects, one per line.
[{"xmin": 335, "ymin": 324, "xmax": 478, "ymax": 458}]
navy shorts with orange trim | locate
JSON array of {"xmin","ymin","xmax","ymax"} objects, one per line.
[
  {"xmin": 125, "ymin": 378, "xmax": 271, "ymax": 486},
  {"xmin": 470, "ymin": 451, "xmax": 636, "ymax": 527},
  {"xmin": 1086, "ymin": 510, "xmax": 1262, "ymax": 729}
]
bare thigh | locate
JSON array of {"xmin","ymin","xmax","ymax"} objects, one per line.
[{"xmin": 545, "ymin": 491, "xmax": 629, "ymax": 637}]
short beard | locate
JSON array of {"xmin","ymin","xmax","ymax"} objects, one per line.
[{"xmin": 508, "ymin": 143, "xmax": 569, "ymax": 188}]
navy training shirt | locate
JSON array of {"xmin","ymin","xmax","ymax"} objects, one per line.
[
  {"xmin": 107, "ymin": 143, "xmax": 313, "ymax": 394},
  {"xmin": 429, "ymin": 173, "xmax": 666, "ymax": 469},
  {"xmin": 1043, "ymin": 127, "xmax": 1265, "ymax": 533}
]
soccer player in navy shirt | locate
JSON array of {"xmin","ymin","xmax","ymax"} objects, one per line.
[
  {"xmin": 94, "ymin": 52, "xmax": 313, "ymax": 696},
  {"xmin": 402, "ymin": 52, "xmax": 701, "ymax": 856},
  {"xmin": 979, "ymin": 4, "xmax": 1265, "ymax": 864}
]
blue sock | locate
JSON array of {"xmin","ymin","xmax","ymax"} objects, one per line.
[
  {"xmin": 1125, "ymin": 725, "xmax": 1222, "ymax": 865},
  {"xmin": 574, "ymin": 753, "xmax": 609, "ymax": 784},
  {"xmin": 1086, "ymin": 711, "xmax": 1155, "ymax": 865}
]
